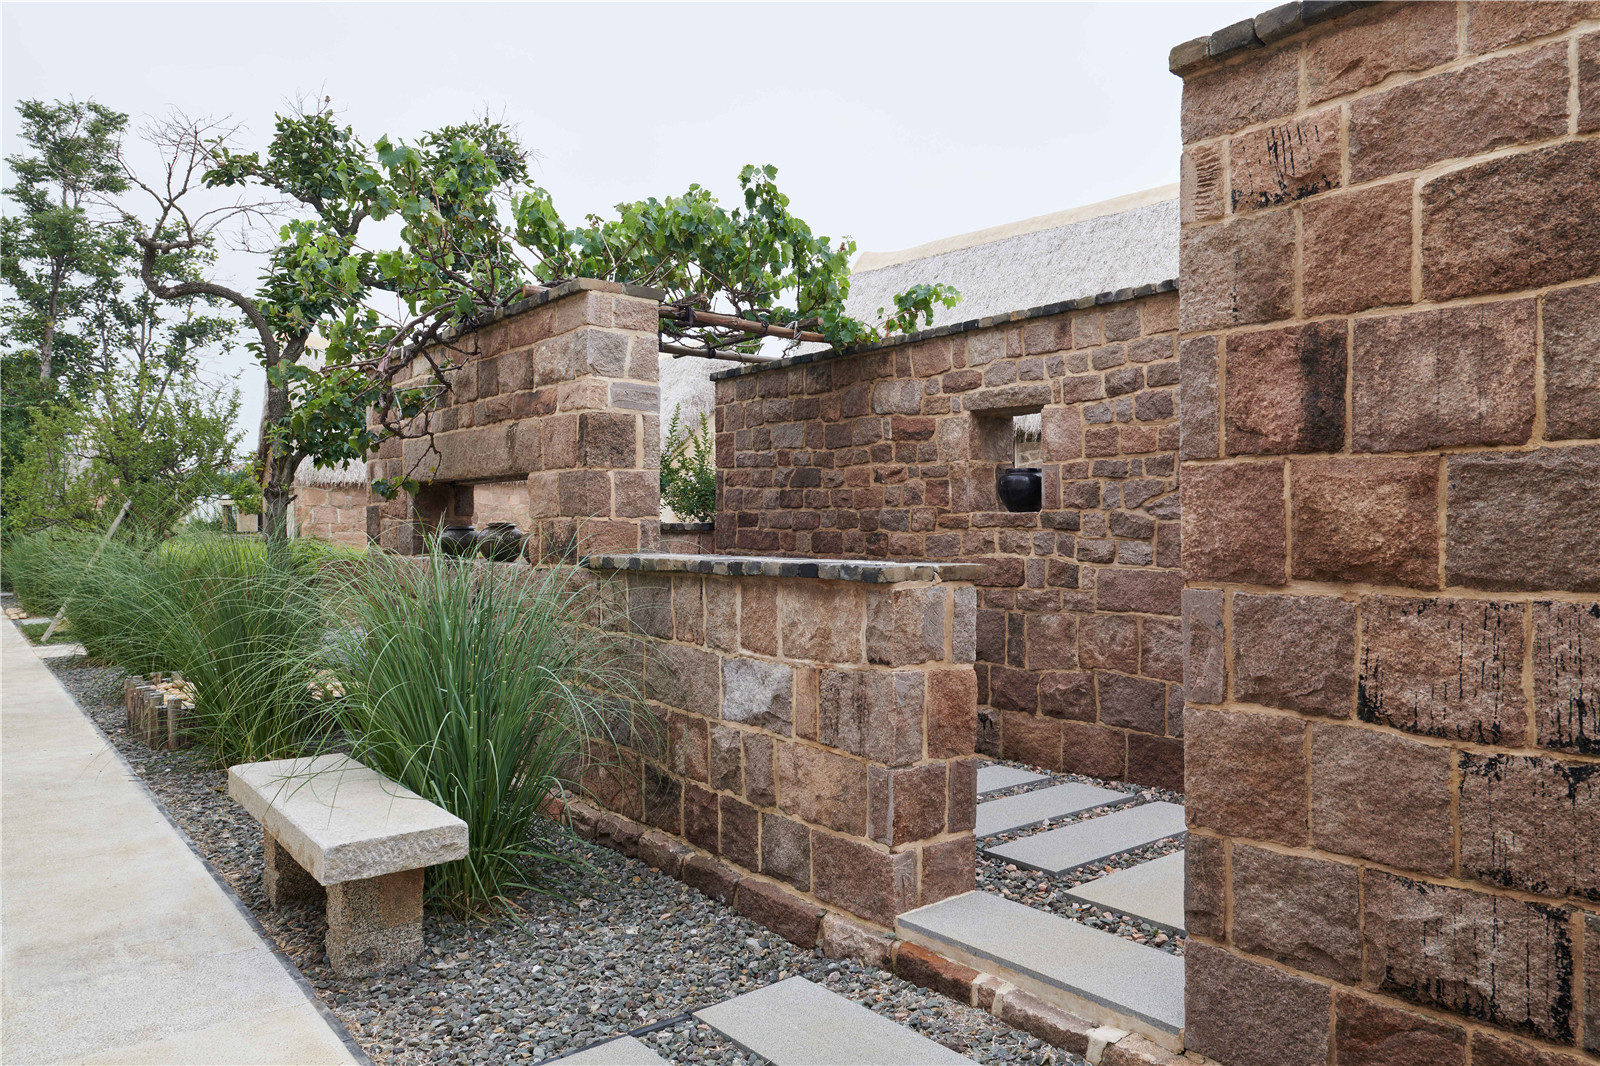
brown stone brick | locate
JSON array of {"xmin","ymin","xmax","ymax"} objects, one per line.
[
  {"xmin": 1179, "ymin": 213, "xmax": 1295, "ymax": 332},
  {"xmin": 681, "ymin": 853, "xmax": 741, "ymax": 904},
  {"xmin": 1185, "ymin": 833, "xmax": 1226, "ymax": 939},
  {"xmin": 819, "ymin": 669, "xmax": 923, "ymax": 766},
  {"xmin": 1466, "ymin": 1, "xmax": 1600, "ymax": 52},
  {"xmin": 1181, "ymin": 142, "xmax": 1225, "ymax": 223},
  {"xmin": 1588, "ymin": 911, "xmax": 1600, "ymax": 1055},
  {"xmin": 733, "ymin": 878, "xmax": 824, "ymax": 948},
  {"xmin": 1350, "ymin": 43, "xmax": 1568, "ymax": 183},
  {"xmin": 920, "ymin": 835, "xmax": 976, "ymax": 906},
  {"xmin": 988, "ymin": 664, "xmax": 1038, "ymax": 714},
  {"xmin": 947, "ymin": 758, "xmax": 978, "ymax": 833},
  {"xmin": 1178, "ymin": 336, "xmax": 1220, "ymax": 461},
  {"xmin": 740, "ymin": 579, "xmax": 778, "ymax": 656},
  {"xmin": 1446, "ymin": 446, "xmax": 1600, "ymax": 593},
  {"xmin": 1310, "ymin": 722, "xmax": 1454, "ymax": 874},
  {"xmin": 1098, "ymin": 673, "xmax": 1166, "ymax": 735},
  {"xmin": 996, "ymin": 988, "xmax": 1093, "ymax": 1056},
  {"xmin": 1472, "ymin": 1031, "xmax": 1592, "ymax": 1066},
  {"xmin": 927, "ymin": 667, "xmax": 978, "ymax": 759},
  {"xmin": 1230, "ymin": 108, "xmax": 1342, "ymax": 213},
  {"xmin": 1583, "ymin": 31, "xmax": 1600, "ymax": 133},
  {"xmin": 1532, "ymin": 601, "xmax": 1600, "ymax": 755},
  {"xmin": 759, "ymin": 812, "xmax": 811, "ymax": 891},
  {"xmin": 1126, "ymin": 733, "xmax": 1182, "ymax": 791},
  {"xmin": 811, "ymin": 833, "xmax": 915, "ymax": 926},
  {"xmin": 1290, "ymin": 456, "xmax": 1441, "ymax": 589},
  {"xmin": 1181, "ymin": 460, "xmax": 1287, "ymax": 586},
  {"xmin": 1185, "ymin": 942, "xmax": 1332, "ymax": 1066},
  {"xmin": 683, "ymin": 783, "xmax": 719, "ymax": 854},
  {"xmin": 1233, "ymin": 844, "xmax": 1362, "ymax": 982},
  {"xmin": 819, "ymin": 913, "xmax": 892, "ymax": 969},
  {"xmin": 1359, "ymin": 595, "xmax": 1527, "ymax": 745},
  {"xmin": 638, "ymin": 829, "xmax": 692, "ymax": 877},
  {"xmin": 643, "ymin": 764, "xmax": 682, "ymax": 835},
  {"xmin": 1078, "ymin": 615, "xmax": 1138, "ymax": 673},
  {"xmin": 1224, "ymin": 320, "xmax": 1347, "ymax": 455},
  {"xmin": 1542, "ymin": 282, "xmax": 1600, "ymax": 440},
  {"xmin": 1026, "ymin": 613, "xmax": 1077, "ymax": 671},
  {"xmin": 742, "ymin": 732, "xmax": 775, "ymax": 806},
  {"xmin": 1233, "ymin": 593, "xmax": 1356, "ymax": 717},
  {"xmin": 1186, "ymin": 708, "xmax": 1307, "ymax": 845},
  {"xmin": 645, "ymin": 642, "xmax": 721, "ymax": 712},
  {"xmin": 1333, "ymin": 992, "xmax": 1466, "ymax": 1066},
  {"xmin": 1303, "ymin": 182, "xmax": 1414, "ymax": 316},
  {"xmin": 895, "ymin": 942, "xmax": 978, "ymax": 1003},
  {"xmin": 719, "ymin": 795, "xmax": 759, "ymax": 870},
  {"xmin": 708, "ymin": 724, "xmax": 742, "ymax": 793},
  {"xmin": 868, "ymin": 763, "xmax": 946, "ymax": 846},
  {"xmin": 1095, "ymin": 568, "xmax": 1182, "ymax": 616},
  {"xmin": 1182, "ymin": 43, "xmax": 1299, "ymax": 142},
  {"xmin": 1362, "ymin": 870, "xmax": 1575, "ymax": 1043},
  {"xmin": 1041, "ymin": 405, "xmax": 1083, "ymax": 461},
  {"xmin": 1423, "ymin": 139, "xmax": 1600, "ymax": 301},
  {"xmin": 1140, "ymin": 616, "xmax": 1183, "ymax": 683},
  {"xmin": 865, "ymin": 585, "xmax": 946, "ymax": 667},
  {"xmin": 1459, "ymin": 753, "xmax": 1600, "ymax": 901},
  {"xmin": 1305, "ymin": 1, "xmax": 1458, "ymax": 105},
  {"xmin": 1039, "ymin": 670, "xmax": 1095, "ymax": 722},
  {"xmin": 1359, "ymin": 299, "xmax": 1538, "ymax": 451},
  {"xmin": 1101, "ymin": 1035, "xmax": 1187, "ymax": 1066},
  {"xmin": 1001, "ymin": 710, "xmax": 1061, "ymax": 770},
  {"xmin": 779, "ymin": 581, "xmax": 863, "ymax": 662},
  {"xmin": 1183, "ymin": 589, "xmax": 1226, "ymax": 704},
  {"xmin": 668, "ymin": 713, "xmax": 709, "ymax": 782}
]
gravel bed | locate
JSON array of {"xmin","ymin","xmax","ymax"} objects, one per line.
[
  {"xmin": 45, "ymin": 656, "xmax": 1083, "ymax": 1066},
  {"xmin": 974, "ymin": 759, "xmax": 1187, "ymax": 956}
]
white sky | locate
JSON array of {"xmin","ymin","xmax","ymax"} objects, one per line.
[{"xmin": 2, "ymin": 1, "xmax": 1260, "ymax": 438}]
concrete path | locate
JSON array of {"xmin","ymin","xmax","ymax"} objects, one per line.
[{"xmin": 0, "ymin": 621, "xmax": 361, "ymax": 1065}]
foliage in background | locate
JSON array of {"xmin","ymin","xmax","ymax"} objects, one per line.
[
  {"xmin": 326, "ymin": 549, "xmax": 637, "ymax": 917},
  {"xmin": 659, "ymin": 405, "xmax": 716, "ymax": 523}
]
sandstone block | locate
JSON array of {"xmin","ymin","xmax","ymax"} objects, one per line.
[
  {"xmin": 1333, "ymin": 992, "xmax": 1466, "ymax": 1066},
  {"xmin": 996, "ymin": 988, "xmax": 1094, "ymax": 1056},
  {"xmin": 867, "ymin": 762, "xmax": 947, "ymax": 846},
  {"xmin": 743, "ymin": 732, "xmax": 775, "ymax": 807},
  {"xmin": 1471, "ymin": 1031, "xmax": 1592, "ymax": 1066},
  {"xmin": 740, "ymin": 579, "xmax": 779, "ymax": 656},
  {"xmin": 926, "ymin": 668, "xmax": 978, "ymax": 759},
  {"xmin": 637, "ymin": 829, "xmax": 693, "ymax": 877},
  {"xmin": 1185, "ymin": 708, "xmax": 1306, "ymax": 846},
  {"xmin": 643, "ymin": 764, "xmax": 681, "ymax": 835},
  {"xmin": 760, "ymin": 813, "xmax": 811, "ymax": 891},
  {"xmin": 1181, "ymin": 44, "xmax": 1298, "ymax": 142},
  {"xmin": 1039, "ymin": 670, "xmax": 1096, "ymax": 722},
  {"xmin": 1447, "ymin": 447, "xmax": 1600, "ymax": 593},
  {"xmin": 1458, "ymin": 753, "xmax": 1599, "ymax": 901},
  {"xmin": 1181, "ymin": 142, "xmax": 1224, "ymax": 223},
  {"xmin": 1310, "ymin": 722, "xmax": 1454, "ymax": 874},
  {"xmin": 1001, "ymin": 710, "xmax": 1061, "ymax": 771},
  {"xmin": 1303, "ymin": 182, "xmax": 1414, "ymax": 315},
  {"xmin": 1532, "ymin": 601, "xmax": 1600, "ymax": 755},
  {"xmin": 1181, "ymin": 461, "xmax": 1286, "ymax": 586},
  {"xmin": 1230, "ymin": 107, "xmax": 1342, "ymax": 213},
  {"xmin": 1224, "ymin": 320, "xmax": 1346, "ymax": 455},
  {"xmin": 1184, "ymin": 833, "xmax": 1226, "ymax": 939},
  {"xmin": 776, "ymin": 742, "xmax": 868, "ymax": 836},
  {"xmin": 1184, "ymin": 942, "xmax": 1331, "ymax": 1066},
  {"xmin": 1233, "ymin": 593, "xmax": 1355, "ymax": 716},
  {"xmin": 1542, "ymin": 281, "xmax": 1600, "ymax": 440},
  {"xmin": 947, "ymin": 758, "xmax": 978, "ymax": 834},
  {"xmin": 1078, "ymin": 614, "xmax": 1138, "ymax": 673},
  {"xmin": 819, "ymin": 669, "xmax": 923, "ymax": 767},
  {"xmin": 734, "ymin": 878, "xmax": 824, "ymax": 949},
  {"xmin": 1098, "ymin": 673, "xmax": 1166, "ymax": 735},
  {"xmin": 1232, "ymin": 844, "xmax": 1362, "ymax": 983},
  {"xmin": 1583, "ymin": 30, "xmax": 1600, "ymax": 133},
  {"xmin": 721, "ymin": 657, "xmax": 793, "ymax": 734},
  {"xmin": 895, "ymin": 942, "xmax": 978, "ymax": 1004},
  {"xmin": 811, "ymin": 833, "xmax": 915, "ymax": 927},
  {"xmin": 719, "ymin": 796, "xmax": 760, "ymax": 870},
  {"xmin": 1304, "ymin": 1, "xmax": 1458, "ymax": 104},
  {"xmin": 681, "ymin": 853, "xmax": 741, "ymax": 905},
  {"xmin": 1290, "ymin": 456, "xmax": 1441, "ymax": 589},
  {"xmin": 780, "ymin": 581, "xmax": 863, "ymax": 662},
  {"xmin": 1588, "ymin": 911, "xmax": 1600, "ymax": 1055},
  {"xmin": 708, "ymin": 724, "xmax": 742, "ymax": 792},
  {"xmin": 682, "ymin": 784, "xmax": 719, "ymax": 853},
  {"xmin": 1139, "ymin": 616, "xmax": 1183, "ymax": 683},
  {"xmin": 865, "ymin": 586, "xmax": 947, "ymax": 666},
  {"xmin": 1178, "ymin": 213, "xmax": 1295, "ymax": 332},
  {"xmin": 668, "ymin": 713, "xmax": 709, "ymax": 782},
  {"xmin": 1178, "ymin": 336, "xmax": 1219, "ymax": 461},
  {"xmin": 920, "ymin": 835, "xmax": 977, "ymax": 906},
  {"xmin": 1466, "ymin": 1, "xmax": 1600, "ymax": 53},
  {"xmin": 1095, "ymin": 569, "xmax": 1182, "ymax": 616},
  {"xmin": 819, "ymin": 913, "xmax": 893, "ymax": 969},
  {"xmin": 1125, "ymin": 733, "xmax": 1183, "ymax": 791},
  {"xmin": 644, "ymin": 642, "xmax": 721, "ymax": 713},
  {"xmin": 1183, "ymin": 589, "xmax": 1225, "ymax": 704}
]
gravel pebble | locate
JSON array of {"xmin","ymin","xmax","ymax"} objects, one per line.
[{"xmin": 45, "ymin": 657, "xmax": 1084, "ymax": 1066}]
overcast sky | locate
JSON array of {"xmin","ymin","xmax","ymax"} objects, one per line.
[{"xmin": 3, "ymin": 1, "xmax": 1259, "ymax": 437}]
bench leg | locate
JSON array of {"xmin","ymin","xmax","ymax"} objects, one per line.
[
  {"xmin": 324, "ymin": 868, "xmax": 424, "ymax": 976},
  {"xmin": 263, "ymin": 832, "xmax": 323, "ymax": 908}
]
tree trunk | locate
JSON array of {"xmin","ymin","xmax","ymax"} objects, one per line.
[
  {"xmin": 262, "ymin": 476, "xmax": 292, "ymax": 544},
  {"xmin": 257, "ymin": 367, "xmax": 296, "ymax": 545}
]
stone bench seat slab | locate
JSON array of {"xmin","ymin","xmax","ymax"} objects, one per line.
[{"xmin": 229, "ymin": 754, "xmax": 468, "ymax": 886}]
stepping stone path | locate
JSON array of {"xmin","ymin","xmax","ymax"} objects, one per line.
[
  {"xmin": 984, "ymin": 801, "xmax": 1186, "ymax": 876},
  {"xmin": 974, "ymin": 781, "xmax": 1133, "ymax": 838},
  {"xmin": 558, "ymin": 1035, "xmax": 669, "ymax": 1065},
  {"xmin": 1061, "ymin": 850, "xmax": 1187, "ymax": 936},
  {"xmin": 975, "ymin": 764, "xmax": 1049, "ymax": 795}
]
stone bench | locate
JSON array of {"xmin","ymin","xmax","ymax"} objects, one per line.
[{"xmin": 228, "ymin": 754, "xmax": 469, "ymax": 976}]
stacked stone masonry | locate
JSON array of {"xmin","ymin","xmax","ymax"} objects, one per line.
[
  {"xmin": 292, "ymin": 484, "xmax": 369, "ymax": 547},
  {"xmin": 579, "ymin": 555, "xmax": 981, "ymax": 932},
  {"xmin": 366, "ymin": 279, "xmax": 665, "ymax": 559},
  {"xmin": 712, "ymin": 291, "xmax": 1186, "ymax": 790},
  {"xmin": 1176, "ymin": 4, "xmax": 1600, "ymax": 1065}
]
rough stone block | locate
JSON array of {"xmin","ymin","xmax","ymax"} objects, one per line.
[
  {"xmin": 721, "ymin": 657, "xmax": 793, "ymax": 735},
  {"xmin": 1098, "ymin": 673, "xmax": 1167, "ymax": 735},
  {"xmin": 1310, "ymin": 722, "xmax": 1454, "ymax": 875},
  {"xmin": 819, "ymin": 913, "xmax": 893, "ymax": 969},
  {"xmin": 1588, "ymin": 911, "xmax": 1600, "ymax": 1055},
  {"xmin": 719, "ymin": 795, "xmax": 759, "ymax": 870},
  {"xmin": 1362, "ymin": 870, "xmax": 1575, "ymax": 1043},
  {"xmin": 638, "ymin": 829, "xmax": 693, "ymax": 877},
  {"xmin": 1233, "ymin": 592, "xmax": 1355, "ymax": 716},
  {"xmin": 740, "ymin": 579, "xmax": 779, "ymax": 657},
  {"xmin": 1352, "ymin": 300, "xmax": 1536, "ymax": 452},
  {"xmin": 1095, "ymin": 569, "xmax": 1182, "ymax": 616},
  {"xmin": 1039, "ymin": 670, "xmax": 1096, "ymax": 723},
  {"xmin": 681, "ymin": 852, "xmax": 740, "ymax": 905},
  {"xmin": 1304, "ymin": 1, "xmax": 1458, "ymax": 104},
  {"xmin": 1358, "ymin": 595, "xmax": 1526, "ymax": 745},
  {"xmin": 1079, "ymin": 615, "xmax": 1138, "ymax": 673},
  {"xmin": 1184, "ymin": 942, "xmax": 1331, "ymax": 1066},
  {"xmin": 811, "ymin": 833, "xmax": 915, "ymax": 927},
  {"xmin": 1224, "ymin": 320, "xmax": 1346, "ymax": 455},
  {"xmin": 1447, "ymin": 446, "xmax": 1600, "ymax": 594},
  {"xmin": 868, "ymin": 762, "xmax": 946, "ymax": 846},
  {"xmin": 895, "ymin": 942, "xmax": 979, "ymax": 1004},
  {"xmin": 995, "ymin": 988, "xmax": 1093, "ymax": 1056},
  {"xmin": 1182, "ymin": 589, "xmax": 1225, "ymax": 704},
  {"xmin": 1000, "ymin": 710, "xmax": 1061, "ymax": 771},
  {"xmin": 926, "ymin": 668, "xmax": 978, "ymax": 759},
  {"xmin": 1466, "ymin": 0, "xmax": 1600, "ymax": 52},
  {"xmin": 1125, "ymin": 733, "xmax": 1183, "ymax": 792},
  {"xmin": 1542, "ymin": 281, "xmax": 1600, "ymax": 440},
  {"xmin": 1185, "ymin": 708, "xmax": 1306, "ymax": 846},
  {"xmin": 1232, "ymin": 844, "xmax": 1362, "ymax": 983},
  {"xmin": 1184, "ymin": 833, "xmax": 1226, "ymax": 939},
  {"xmin": 1181, "ymin": 460, "xmax": 1286, "ymax": 586},
  {"xmin": 1471, "ymin": 1031, "xmax": 1593, "ymax": 1066},
  {"xmin": 1181, "ymin": 43, "xmax": 1298, "ymax": 142},
  {"xmin": 1532, "ymin": 601, "xmax": 1600, "ymax": 755},
  {"xmin": 1584, "ymin": 29, "xmax": 1600, "ymax": 133},
  {"xmin": 1290, "ymin": 455, "xmax": 1441, "ymax": 589},
  {"xmin": 1229, "ymin": 107, "xmax": 1342, "ymax": 213},
  {"xmin": 1178, "ymin": 213, "xmax": 1296, "ymax": 333},
  {"xmin": 263, "ymin": 832, "xmax": 323, "ymax": 908},
  {"xmin": 818, "ymin": 669, "xmax": 922, "ymax": 767},
  {"xmin": 1303, "ymin": 181, "xmax": 1414, "ymax": 315},
  {"xmin": 644, "ymin": 642, "xmax": 721, "ymax": 714},
  {"xmin": 682, "ymin": 784, "xmax": 719, "ymax": 854},
  {"xmin": 920, "ymin": 835, "xmax": 977, "ymax": 906},
  {"xmin": 1333, "ymin": 992, "xmax": 1466, "ymax": 1066},
  {"xmin": 779, "ymin": 581, "xmax": 863, "ymax": 662},
  {"xmin": 1139, "ymin": 617, "xmax": 1183, "ymax": 683},
  {"xmin": 1058, "ymin": 719, "xmax": 1128, "ymax": 781},
  {"xmin": 743, "ymin": 732, "xmax": 775, "ymax": 807},
  {"xmin": 324, "ymin": 869, "xmax": 424, "ymax": 977},
  {"xmin": 759, "ymin": 813, "xmax": 811, "ymax": 891},
  {"xmin": 776, "ymin": 742, "xmax": 867, "ymax": 837},
  {"xmin": 733, "ymin": 878, "xmax": 824, "ymax": 949},
  {"xmin": 865, "ymin": 586, "xmax": 947, "ymax": 666},
  {"xmin": 1458, "ymin": 753, "xmax": 1599, "ymax": 901},
  {"xmin": 668, "ymin": 713, "xmax": 709, "ymax": 783},
  {"xmin": 1178, "ymin": 336, "xmax": 1220, "ymax": 461}
]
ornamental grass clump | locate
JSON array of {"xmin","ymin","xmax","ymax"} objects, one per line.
[{"xmin": 326, "ymin": 549, "xmax": 637, "ymax": 918}]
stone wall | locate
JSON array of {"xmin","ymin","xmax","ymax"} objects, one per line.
[
  {"xmin": 1173, "ymin": 3, "xmax": 1600, "ymax": 1064},
  {"xmin": 712, "ymin": 288, "xmax": 1186, "ymax": 790},
  {"xmin": 579, "ymin": 554, "xmax": 982, "ymax": 931},
  {"xmin": 292, "ymin": 484, "xmax": 369, "ymax": 547},
  {"xmin": 367, "ymin": 279, "xmax": 664, "ymax": 559}
]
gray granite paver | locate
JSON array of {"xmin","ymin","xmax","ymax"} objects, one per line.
[
  {"xmin": 1060, "ymin": 850, "xmax": 1187, "ymax": 935},
  {"xmin": 975, "ymin": 764, "xmax": 1050, "ymax": 795},
  {"xmin": 975, "ymin": 781, "xmax": 1133, "ymax": 837},
  {"xmin": 984, "ymin": 802, "xmax": 1186, "ymax": 874},
  {"xmin": 557, "ymin": 1035, "xmax": 669, "ymax": 1065}
]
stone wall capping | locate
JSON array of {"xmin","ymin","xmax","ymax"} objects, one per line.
[
  {"xmin": 708, "ymin": 279, "xmax": 1178, "ymax": 381},
  {"xmin": 581, "ymin": 551, "xmax": 987, "ymax": 584},
  {"xmin": 408, "ymin": 276, "xmax": 667, "ymax": 355},
  {"xmin": 1168, "ymin": 1, "xmax": 1374, "ymax": 76}
]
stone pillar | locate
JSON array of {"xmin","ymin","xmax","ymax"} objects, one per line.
[
  {"xmin": 368, "ymin": 278, "xmax": 664, "ymax": 559},
  {"xmin": 324, "ymin": 869, "xmax": 424, "ymax": 976},
  {"xmin": 1173, "ymin": 5, "xmax": 1600, "ymax": 1064},
  {"xmin": 262, "ymin": 833, "xmax": 323, "ymax": 908}
]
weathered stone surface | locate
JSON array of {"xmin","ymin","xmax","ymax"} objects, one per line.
[
  {"xmin": 1352, "ymin": 300, "xmax": 1536, "ymax": 452},
  {"xmin": 1180, "ymin": 142, "xmax": 1225, "ymax": 223},
  {"xmin": 776, "ymin": 742, "xmax": 867, "ymax": 836},
  {"xmin": 708, "ymin": 724, "xmax": 742, "ymax": 792},
  {"xmin": 759, "ymin": 813, "xmax": 811, "ymax": 891},
  {"xmin": 1179, "ymin": 213, "xmax": 1296, "ymax": 332},
  {"xmin": 1350, "ymin": 43, "xmax": 1568, "ymax": 182},
  {"xmin": 1358, "ymin": 595, "xmax": 1527, "ymax": 745},
  {"xmin": 1290, "ymin": 456, "xmax": 1441, "ymax": 589},
  {"xmin": 895, "ymin": 942, "xmax": 978, "ymax": 1004},
  {"xmin": 1532, "ymin": 601, "xmax": 1600, "ymax": 755},
  {"xmin": 1304, "ymin": 1, "xmax": 1458, "ymax": 104},
  {"xmin": 1182, "ymin": 43, "xmax": 1299, "ymax": 142},
  {"xmin": 1458, "ymin": 753, "xmax": 1600, "ymax": 902},
  {"xmin": 1096, "ymin": 569, "xmax": 1182, "ymax": 616},
  {"xmin": 1310, "ymin": 723, "xmax": 1454, "ymax": 875},
  {"xmin": 1098, "ymin": 673, "xmax": 1166, "ymax": 735},
  {"xmin": 1184, "ymin": 833, "xmax": 1226, "ymax": 939},
  {"xmin": 1446, "ymin": 446, "xmax": 1600, "ymax": 593},
  {"xmin": 743, "ymin": 733, "xmax": 775, "ymax": 806},
  {"xmin": 644, "ymin": 642, "xmax": 721, "ymax": 714},
  {"xmin": 740, "ymin": 579, "xmax": 779, "ymax": 656},
  {"xmin": 1181, "ymin": 461, "xmax": 1286, "ymax": 586},
  {"xmin": 1466, "ymin": 1, "xmax": 1600, "ymax": 53},
  {"xmin": 819, "ymin": 669, "xmax": 923, "ymax": 767},
  {"xmin": 733, "ymin": 878, "xmax": 824, "ymax": 948},
  {"xmin": 682, "ymin": 783, "xmax": 719, "ymax": 853},
  {"xmin": 637, "ymin": 829, "xmax": 693, "ymax": 877},
  {"xmin": 870, "ymin": 762, "xmax": 947, "ymax": 846},
  {"xmin": 1583, "ymin": 30, "xmax": 1600, "ymax": 133},
  {"xmin": 1362, "ymin": 870, "xmax": 1575, "ymax": 1043},
  {"xmin": 1229, "ymin": 108, "xmax": 1342, "ymax": 213},
  {"xmin": 681, "ymin": 853, "xmax": 740, "ymax": 904},
  {"xmin": 1423, "ymin": 139, "xmax": 1600, "ymax": 301},
  {"xmin": 1058, "ymin": 719, "xmax": 1125, "ymax": 780},
  {"xmin": 1302, "ymin": 181, "xmax": 1414, "ymax": 315},
  {"xmin": 919, "ymin": 836, "xmax": 976, "ymax": 906},
  {"xmin": 1542, "ymin": 282, "xmax": 1600, "ymax": 440},
  {"xmin": 1101, "ymin": 1034, "xmax": 1187, "ymax": 1066},
  {"xmin": 995, "ymin": 988, "xmax": 1094, "ymax": 1056},
  {"xmin": 819, "ymin": 913, "xmax": 892, "ymax": 969},
  {"xmin": 1139, "ymin": 616, "xmax": 1183, "ymax": 683},
  {"xmin": 1185, "ymin": 942, "xmax": 1331, "ymax": 1066},
  {"xmin": 1471, "ymin": 1031, "xmax": 1593, "ymax": 1066},
  {"xmin": 1224, "ymin": 320, "xmax": 1346, "ymax": 455},
  {"xmin": 1039, "ymin": 670, "xmax": 1096, "ymax": 723},
  {"xmin": 1232, "ymin": 845, "xmax": 1362, "ymax": 983},
  {"xmin": 1126, "ymin": 733, "xmax": 1183, "ymax": 792},
  {"xmin": 779, "ymin": 581, "xmax": 864, "ymax": 662},
  {"xmin": 1588, "ymin": 912, "xmax": 1600, "ymax": 1055},
  {"xmin": 719, "ymin": 795, "xmax": 760, "ymax": 870},
  {"xmin": 668, "ymin": 713, "xmax": 708, "ymax": 782},
  {"xmin": 1333, "ymin": 992, "xmax": 1466, "ymax": 1066},
  {"xmin": 1185, "ymin": 708, "xmax": 1306, "ymax": 846},
  {"xmin": 1178, "ymin": 336, "xmax": 1219, "ymax": 461},
  {"xmin": 865, "ymin": 586, "xmax": 947, "ymax": 666},
  {"xmin": 1183, "ymin": 589, "xmax": 1225, "ymax": 704},
  {"xmin": 926, "ymin": 668, "xmax": 978, "ymax": 759},
  {"xmin": 720, "ymin": 657, "xmax": 793, "ymax": 735},
  {"xmin": 1001, "ymin": 710, "xmax": 1061, "ymax": 771},
  {"xmin": 1233, "ymin": 593, "xmax": 1355, "ymax": 717},
  {"xmin": 324, "ymin": 868, "xmax": 424, "ymax": 976},
  {"xmin": 813, "ymin": 832, "xmax": 916, "ymax": 926}
]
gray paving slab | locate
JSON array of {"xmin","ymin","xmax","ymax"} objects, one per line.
[
  {"xmin": 0, "ymin": 620, "xmax": 359, "ymax": 1064},
  {"xmin": 984, "ymin": 801, "xmax": 1186, "ymax": 875},
  {"xmin": 694, "ymin": 976, "xmax": 973, "ymax": 1065},
  {"xmin": 975, "ymin": 764, "xmax": 1049, "ymax": 795},
  {"xmin": 975, "ymin": 781, "xmax": 1133, "ymax": 837},
  {"xmin": 557, "ymin": 1035, "xmax": 669, "ymax": 1065},
  {"xmin": 1061, "ymin": 851, "xmax": 1187, "ymax": 935},
  {"xmin": 33, "ymin": 642, "xmax": 87, "ymax": 659},
  {"xmin": 897, "ymin": 891, "xmax": 1184, "ymax": 1038}
]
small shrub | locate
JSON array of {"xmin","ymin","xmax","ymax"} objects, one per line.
[{"xmin": 660, "ymin": 405, "xmax": 716, "ymax": 523}]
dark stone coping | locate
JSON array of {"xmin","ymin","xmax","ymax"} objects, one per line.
[
  {"xmin": 410, "ymin": 277, "xmax": 668, "ymax": 356},
  {"xmin": 581, "ymin": 552, "xmax": 986, "ymax": 584},
  {"xmin": 660, "ymin": 521, "xmax": 714, "ymax": 533},
  {"xmin": 708, "ymin": 279, "xmax": 1178, "ymax": 381},
  {"xmin": 1169, "ymin": 1, "xmax": 1373, "ymax": 76}
]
